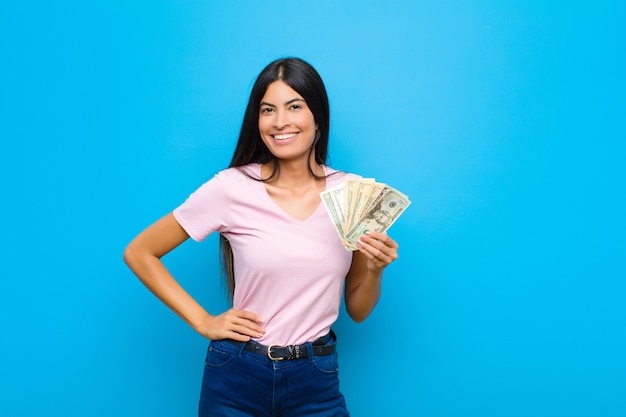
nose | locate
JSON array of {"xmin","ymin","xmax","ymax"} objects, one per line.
[{"xmin": 273, "ymin": 110, "xmax": 290, "ymax": 129}]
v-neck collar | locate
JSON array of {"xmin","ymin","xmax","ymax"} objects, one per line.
[{"xmin": 253, "ymin": 163, "xmax": 331, "ymax": 223}]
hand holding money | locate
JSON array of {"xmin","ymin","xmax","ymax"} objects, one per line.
[{"xmin": 320, "ymin": 178, "xmax": 411, "ymax": 251}]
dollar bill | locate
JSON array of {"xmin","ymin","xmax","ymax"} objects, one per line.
[
  {"xmin": 344, "ymin": 178, "xmax": 376, "ymax": 233},
  {"xmin": 354, "ymin": 181, "xmax": 386, "ymax": 228},
  {"xmin": 320, "ymin": 182, "xmax": 349, "ymax": 240},
  {"xmin": 344, "ymin": 186, "xmax": 411, "ymax": 249},
  {"xmin": 321, "ymin": 179, "xmax": 411, "ymax": 251}
]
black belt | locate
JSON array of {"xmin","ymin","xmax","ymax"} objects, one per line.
[{"xmin": 227, "ymin": 331, "xmax": 335, "ymax": 361}]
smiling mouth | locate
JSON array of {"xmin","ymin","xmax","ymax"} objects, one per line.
[{"xmin": 273, "ymin": 133, "xmax": 298, "ymax": 141}]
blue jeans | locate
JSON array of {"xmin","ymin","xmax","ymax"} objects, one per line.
[{"xmin": 198, "ymin": 335, "xmax": 350, "ymax": 417}]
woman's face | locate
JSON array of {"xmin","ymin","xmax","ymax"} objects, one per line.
[{"xmin": 258, "ymin": 81, "xmax": 318, "ymax": 163}]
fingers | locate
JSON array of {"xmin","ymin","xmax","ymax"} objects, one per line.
[
  {"xmin": 357, "ymin": 232, "xmax": 399, "ymax": 269},
  {"xmin": 203, "ymin": 309, "xmax": 266, "ymax": 342},
  {"xmin": 363, "ymin": 231, "xmax": 399, "ymax": 250},
  {"xmin": 226, "ymin": 309, "xmax": 266, "ymax": 340}
]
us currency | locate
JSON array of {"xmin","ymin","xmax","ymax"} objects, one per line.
[
  {"xmin": 354, "ymin": 181, "xmax": 387, "ymax": 228},
  {"xmin": 344, "ymin": 178, "xmax": 376, "ymax": 233},
  {"xmin": 344, "ymin": 186, "xmax": 411, "ymax": 250},
  {"xmin": 320, "ymin": 182, "xmax": 348, "ymax": 240}
]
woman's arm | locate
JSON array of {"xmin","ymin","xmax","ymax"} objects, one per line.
[
  {"xmin": 344, "ymin": 231, "xmax": 398, "ymax": 322},
  {"xmin": 123, "ymin": 213, "xmax": 265, "ymax": 341}
]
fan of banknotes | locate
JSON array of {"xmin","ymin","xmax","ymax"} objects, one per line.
[{"xmin": 320, "ymin": 178, "xmax": 411, "ymax": 251}]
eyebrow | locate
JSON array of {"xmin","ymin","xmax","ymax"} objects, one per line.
[{"xmin": 260, "ymin": 98, "xmax": 306, "ymax": 107}]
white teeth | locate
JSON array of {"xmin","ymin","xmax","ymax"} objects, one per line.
[{"xmin": 274, "ymin": 133, "xmax": 298, "ymax": 140}]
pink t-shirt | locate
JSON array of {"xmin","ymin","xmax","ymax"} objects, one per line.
[{"xmin": 173, "ymin": 163, "xmax": 356, "ymax": 345}]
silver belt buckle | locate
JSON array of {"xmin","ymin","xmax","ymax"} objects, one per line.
[{"xmin": 267, "ymin": 345, "xmax": 284, "ymax": 361}]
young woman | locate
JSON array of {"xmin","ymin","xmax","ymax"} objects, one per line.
[{"xmin": 124, "ymin": 57, "xmax": 400, "ymax": 417}]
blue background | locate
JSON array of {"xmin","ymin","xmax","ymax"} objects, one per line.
[{"xmin": 1, "ymin": 1, "xmax": 625, "ymax": 416}]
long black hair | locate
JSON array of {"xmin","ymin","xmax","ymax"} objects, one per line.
[{"xmin": 221, "ymin": 57, "xmax": 331, "ymax": 300}]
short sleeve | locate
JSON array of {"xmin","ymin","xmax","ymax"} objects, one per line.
[{"xmin": 172, "ymin": 171, "xmax": 232, "ymax": 241}]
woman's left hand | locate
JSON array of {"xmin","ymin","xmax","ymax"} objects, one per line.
[{"xmin": 357, "ymin": 231, "xmax": 399, "ymax": 271}]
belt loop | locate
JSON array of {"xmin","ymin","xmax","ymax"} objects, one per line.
[
  {"xmin": 236, "ymin": 340, "xmax": 247, "ymax": 356},
  {"xmin": 305, "ymin": 340, "xmax": 314, "ymax": 362}
]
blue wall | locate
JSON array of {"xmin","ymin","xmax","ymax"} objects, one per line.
[{"xmin": 1, "ymin": 1, "xmax": 625, "ymax": 416}]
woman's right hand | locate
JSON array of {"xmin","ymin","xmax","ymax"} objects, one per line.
[{"xmin": 196, "ymin": 309, "xmax": 266, "ymax": 341}]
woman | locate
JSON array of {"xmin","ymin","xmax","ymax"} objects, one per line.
[{"xmin": 124, "ymin": 57, "xmax": 399, "ymax": 417}]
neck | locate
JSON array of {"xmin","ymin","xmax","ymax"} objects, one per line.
[{"xmin": 262, "ymin": 156, "xmax": 324, "ymax": 186}]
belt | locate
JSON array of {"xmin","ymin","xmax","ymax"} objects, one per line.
[{"xmin": 227, "ymin": 331, "xmax": 335, "ymax": 361}]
